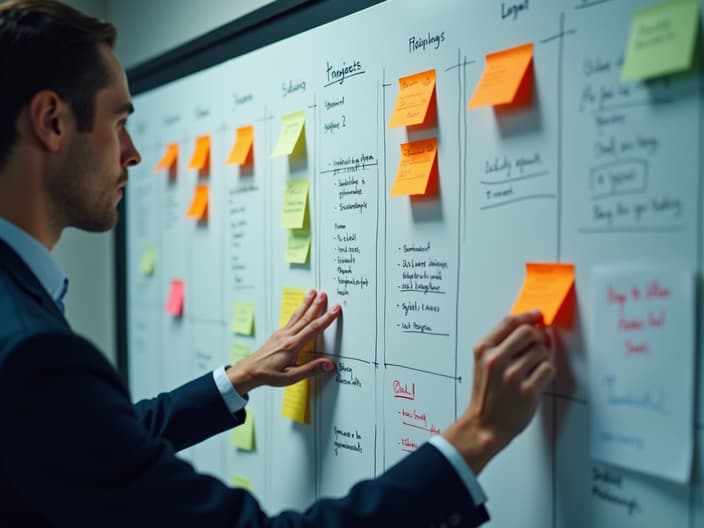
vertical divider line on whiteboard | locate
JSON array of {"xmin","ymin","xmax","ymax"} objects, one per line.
[
  {"xmin": 381, "ymin": 68, "xmax": 389, "ymax": 471},
  {"xmin": 374, "ymin": 76, "xmax": 381, "ymax": 476},
  {"xmin": 312, "ymin": 94, "xmax": 320, "ymax": 502},
  {"xmin": 453, "ymin": 47, "xmax": 463, "ymax": 420},
  {"xmin": 264, "ymin": 103, "xmax": 273, "ymax": 506}
]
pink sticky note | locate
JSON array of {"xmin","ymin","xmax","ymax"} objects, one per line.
[{"xmin": 165, "ymin": 279, "xmax": 184, "ymax": 316}]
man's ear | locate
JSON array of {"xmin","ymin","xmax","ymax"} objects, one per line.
[{"xmin": 27, "ymin": 90, "xmax": 72, "ymax": 153}]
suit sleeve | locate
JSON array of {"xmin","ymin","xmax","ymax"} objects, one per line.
[{"xmin": 0, "ymin": 333, "xmax": 489, "ymax": 528}]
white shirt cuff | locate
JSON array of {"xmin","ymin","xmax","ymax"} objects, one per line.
[
  {"xmin": 428, "ymin": 435, "xmax": 487, "ymax": 506},
  {"xmin": 212, "ymin": 367, "xmax": 247, "ymax": 415}
]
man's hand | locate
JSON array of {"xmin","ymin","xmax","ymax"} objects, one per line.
[
  {"xmin": 442, "ymin": 310, "xmax": 556, "ymax": 475},
  {"xmin": 226, "ymin": 290, "xmax": 341, "ymax": 395}
]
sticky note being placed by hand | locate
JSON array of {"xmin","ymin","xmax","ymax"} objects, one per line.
[
  {"xmin": 621, "ymin": 0, "xmax": 699, "ymax": 82},
  {"xmin": 165, "ymin": 279, "xmax": 185, "ymax": 316},
  {"xmin": 188, "ymin": 135, "xmax": 211, "ymax": 170},
  {"xmin": 510, "ymin": 263, "xmax": 575, "ymax": 325},
  {"xmin": 155, "ymin": 143, "xmax": 178, "ymax": 171},
  {"xmin": 282, "ymin": 378, "xmax": 310, "ymax": 424},
  {"xmin": 139, "ymin": 245, "xmax": 157, "ymax": 276},
  {"xmin": 390, "ymin": 137, "xmax": 438, "ymax": 197},
  {"xmin": 231, "ymin": 474, "xmax": 254, "ymax": 492},
  {"xmin": 286, "ymin": 229, "xmax": 311, "ymax": 264},
  {"xmin": 232, "ymin": 301, "xmax": 255, "ymax": 335},
  {"xmin": 388, "ymin": 69, "xmax": 436, "ymax": 128},
  {"xmin": 272, "ymin": 111, "xmax": 305, "ymax": 158},
  {"xmin": 231, "ymin": 342, "xmax": 252, "ymax": 365},
  {"xmin": 227, "ymin": 125, "xmax": 254, "ymax": 165},
  {"xmin": 280, "ymin": 178, "xmax": 309, "ymax": 229},
  {"xmin": 279, "ymin": 287, "xmax": 307, "ymax": 328},
  {"xmin": 231, "ymin": 408, "xmax": 256, "ymax": 450},
  {"xmin": 186, "ymin": 184, "xmax": 209, "ymax": 221},
  {"xmin": 468, "ymin": 43, "xmax": 533, "ymax": 109}
]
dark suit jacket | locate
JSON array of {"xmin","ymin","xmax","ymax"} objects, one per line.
[{"xmin": 0, "ymin": 238, "xmax": 489, "ymax": 527}]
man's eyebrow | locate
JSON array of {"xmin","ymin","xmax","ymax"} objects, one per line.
[{"xmin": 115, "ymin": 102, "xmax": 135, "ymax": 116}]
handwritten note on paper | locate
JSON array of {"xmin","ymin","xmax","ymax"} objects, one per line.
[
  {"xmin": 139, "ymin": 245, "xmax": 157, "ymax": 276},
  {"xmin": 390, "ymin": 138, "xmax": 438, "ymax": 197},
  {"xmin": 188, "ymin": 135, "xmax": 211, "ymax": 170},
  {"xmin": 232, "ymin": 301, "xmax": 255, "ymax": 335},
  {"xmin": 468, "ymin": 43, "xmax": 533, "ymax": 109},
  {"xmin": 165, "ymin": 280, "xmax": 184, "ymax": 317},
  {"xmin": 155, "ymin": 143, "xmax": 178, "ymax": 171},
  {"xmin": 510, "ymin": 262, "xmax": 574, "ymax": 325},
  {"xmin": 231, "ymin": 342, "xmax": 252, "ymax": 365},
  {"xmin": 226, "ymin": 125, "xmax": 254, "ymax": 165},
  {"xmin": 272, "ymin": 110, "xmax": 305, "ymax": 158},
  {"xmin": 280, "ymin": 178, "xmax": 309, "ymax": 229},
  {"xmin": 388, "ymin": 69, "xmax": 436, "ymax": 128},
  {"xmin": 230, "ymin": 474, "xmax": 254, "ymax": 492},
  {"xmin": 285, "ymin": 229, "xmax": 312, "ymax": 264},
  {"xmin": 231, "ymin": 408, "xmax": 256, "ymax": 450},
  {"xmin": 186, "ymin": 184, "xmax": 209, "ymax": 221},
  {"xmin": 621, "ymin": 0, "xmax": 699, "ymax": 82},
  {"xmin": 589, "ymin": 265, "xmax": 694, "ymax": 483}
]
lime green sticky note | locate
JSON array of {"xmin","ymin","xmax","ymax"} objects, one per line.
[
  {"xmin": 231, "ymin": 473, "xmax": 254, "ymax": 492},
  {"xmin": 231, "ymin": 342, "xmax": 251, "ymax": 365},
  {"xmin": 232, "ymin": 301, "xmax": 255, "ymax": 335},
  {"xmin": 231, "ymin": 408, "xmax": 256, "ymax": 451},
  {"xmin": 280, "ymin": 178, "xmax": 309, "ymax": 229},
  {"xmin": 285, "ymin": 229, "xmax": 311, "ymax": 264},
  {"xmin": 139, "ymin": 245, "xmax": 157, "ymax": 276},
  {"xmin": 621, "ymin": 0, "xmax": 700, "ymax": 82},
  {"xmin": 271, "ymin": 110, "xmax": 305, "ymax": 158}
]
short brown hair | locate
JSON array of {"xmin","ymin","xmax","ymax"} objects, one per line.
[{"xmin": 0, "ymin": 0, "xmax": 117, "ymax": 168}]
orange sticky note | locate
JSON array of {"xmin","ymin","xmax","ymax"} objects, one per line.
[
  {"xmin": 510, "ymin": 262, "xmax": 575, "ymax": 325},
  {"xmin": 226, "ymin": 125, "xmax": 254, "ymax": 165},
  {"xmin": 388, "ymin": 69, "xmax": 436, "ymax": 128},
  {"xmin": 186, "ymin": 184, "xmax": 209, "ymax": 220},
  {"xmin": 390, "ymin": 137, "xmax": 438, "ymax": 197},
  {"xmin": 188, "ymin": 135, "xmax": 211, "ymax": 170},
  {"xmin": 155, "ymin": 143, "xmax": 178, "ymax": 171},
  {"xmin": 165, "ymin": 279, "xmax": 185, "ymax": 316},
  {"xmin": 468, "ymin": 43, "xmax": 534, "ymax": 109}
]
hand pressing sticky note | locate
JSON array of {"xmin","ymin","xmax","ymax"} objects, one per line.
[
  {"xmin": 231, "ymin": 408, "xmax": 256, "ymax": 450},
  {"xmin": 286, "ymin": 229, "xmax": 311, "ymax": 264},
  {"xmin": 510, "ymin": 262, "xmax": 575, "ymax": 325},
  {"xmin": 165, "ymin": 279, "xmax": 185, "ymax": 317},
  {"xmin": 231, "ymin": 342, "xmax": 251, "ymax": 365},
  {"xmin": 231, "ymin": 474, "xmax": 254, "ymax": 492},
  {"xmin": 388, "ymin": 69, "xmax": 436, "ymax": 128},
  {"xmin": 468, "ymin": 43, "xmax": 533, "ymax": 109},
  {"xmin": 227, "ymin": 125, "xmax": 254, "ymax": 166},
  {"xmin": 186, "ymin": 184, "xmax": 209, "ymax": 221},
  {"xmin": 272, "ymin": 110, "xmax": 305, "ymax": 158},
  {"xmin": 279, "ymin": 287, "xmax": 307, "ymax": 328},
  {"xmin": 280, "ymin": 178, "xmax": 309, "ymax": 229},
  {"xmin": 188, "ymin": 135, "xmax": 210, "ymax": 170},
  {"xmin": 390, "ymin": 137, "xmax": 438, "ymax": 197},
  {"xmin": 232, "ymin": 301, "xmax": 255, "ymax": 335},
  {"xmin": 282, "ymin": 378, "xmax": 310, "ymax": 424},
  {"xmin": 621, "ymin": 0, "xmax": 699, "ymax": 82},
  {"xmin": 139, "ymin": 245, "xmax": 157, "ymax": 276},
  {"xmin": 155, "ymin": 143, "xmax": 178, "ymax": 171}
]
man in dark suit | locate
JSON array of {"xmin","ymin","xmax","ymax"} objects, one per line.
[{"xmin": 0, "ymin": 1, "xmax": 556, "ymax": 526}]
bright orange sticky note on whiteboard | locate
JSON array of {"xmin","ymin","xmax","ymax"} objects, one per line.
[
  {"xmin": 186, "ymin": 184, "xmax": 209, "ymax": 220},
  {"xmin": 468, "ymin": 43, "xmax": 533, "ymax": 109},
  {"xmin": 165, "ymin": 279, "xmax": 184, "ymax": 316},
  {"xmin": 188, "ymin": 135, "xmax": 211, "ymax": 170},
  {"xmin": 388, "ymin": 69, "xmax": 436, "ymax": 128},
  {"xmin": 390, "ymin": 137, "xmax": 438, "ymax": 197},
  {"xmin": 155, "ymin": 143, "xmax": 178, "ymax": 171},
  {"xmin": 510, "ymin": 262, "xmax": 575, "ymax": 325},
  {"xmin": 226, "ymin": 125, "xmax": 254, "ymax": 165}
]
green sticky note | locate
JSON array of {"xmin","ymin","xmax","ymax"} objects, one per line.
[
  {"xmin": 280, "ymin": 178, "xmax": 310, "ymax": 229},
  {"xmin": 285, "ymin": 229, "xmax": 311, "ymax": 264},
  {"xmin": 232, "ymin": 301, "xmax": 255, "ymax": 335},
  {"xmin": 139, "ymin": 245, "xmax": 157, "ymax": 276},
  {"xmin": 231, "ymin": 473, "xmax": 254, "ymax": 492},
  {"xmin": 231, "ymin": 342, "xmax": 251, "ymax": 365},
  {"xmin": 231, "ymin": 408, "xmax": 256, "ymax": 451},
  {"xmin": 621, "ymin": 0, "xmax": 700, "ymax": 82},
  {"xmin": 271, "ymin": 110, "xmax": 305, "ymax": 158}
]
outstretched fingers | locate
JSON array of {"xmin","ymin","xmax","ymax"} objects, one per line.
[{"xmin": 283, "ymin": 289, "xmax": 318, "ymax": 330}]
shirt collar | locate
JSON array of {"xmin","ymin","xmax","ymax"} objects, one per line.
[{"xmin": 0, "ymin": 218, "xmax": 68, "ymax": 308}]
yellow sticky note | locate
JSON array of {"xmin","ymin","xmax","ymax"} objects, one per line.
[
  {"xmin": 510, "ymin": 262, "xmax": 575, "ymax": 325},
  {"xmin": 226, "ymin": 125, "xmax": 254, "ymax": 165},
  {"xmin": 388, "ymin": 69, "xmax": 436, "ymax": 128},
  {"xmin": 186, "ymin": 184, "xmax": 209, "ymax": 221},
  {"xmin": 621, "ymin": 0, "xmax": 699, "ymax": 82},
  {"xmin": 282, "ymin": 378, "xmax": 310, "ymax": 424},
  {"xmin": 468, "ymin": 43, "xmax": 534, "ymax": 109},
  {"xmin": 231, "ymin": 474, "xmax": 254, "ymax": 492},
  {"xmin": 279, "ymin": 287, "xmax": 308, "ymax": 328},
  {"xmin": 139, "ymin": 245, "xmax": 157, "ymax": 276},
  {"xmin": 286, "ymin": 229, "xmax": 311, "ymax": 264},
  {"xmin": 155, "ymin": 143, "xmax": 178, "ymax": 171},
  {"xmin": 188, "ymin": 135, "xmax": 211, "ymax": 170},
  {"xmin": 280, "ymin": 178, "xmax": 309, "ymax": 229},
  {"xmin": 272, "ymin": 111, "xmax": 305, "ymax": 158},
  {"xmin": 232, "ymin": 301, "xmax": 255, "ymax": 335},
  {"xmin": 231, "ymin": 408, "xmax": 256, "ymax": 450},
  {"xmin": 390, "ymin": 137, "xmax": 438, "ymax": 197},
  {"xmin": 231, "ymin": 342, "xmax": 252, "ymax": 365}
]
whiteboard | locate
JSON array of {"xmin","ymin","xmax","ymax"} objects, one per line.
[{"xmin": 125, "ymin": 0, "xmax": 704, "ymax": 525}]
